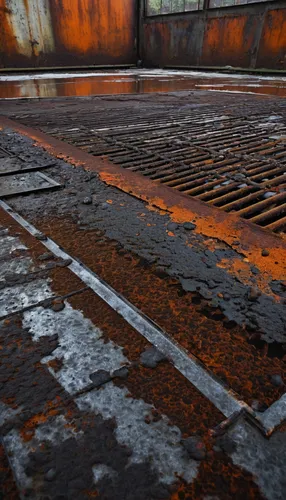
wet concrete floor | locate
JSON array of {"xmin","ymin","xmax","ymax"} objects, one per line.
[{"xmin": 0, "ymin": 69, "xmax": 286, "ymax": 99}]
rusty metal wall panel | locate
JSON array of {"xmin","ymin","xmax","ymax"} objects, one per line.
[
  {"xmin": 201, "ymin": 13, "xmax": 262, "ymax": 68},
  {"xmin": 142, "ymin": 2, "xmax": 286, "ymax": 71},
  {"xmin": 256, "ymin": 9, "xmax": 286, "ymax": 70},
  {"xmin": 143, "ymin": 17, "xmax": 205, "ymax": 67},
  {"xmin": 0, "ymin": 0, "xmax": 137, "ymax": 69}
]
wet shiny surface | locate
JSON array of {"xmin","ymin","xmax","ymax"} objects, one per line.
[
  {"xmin": 1, "ymin": 124, "xmax": 286, "ymax": 499},
  {"xmin": 0, "ymin": 70, "xmax": 286, "ymax": 99}
]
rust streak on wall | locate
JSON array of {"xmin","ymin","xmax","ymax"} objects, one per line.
[
  {"xmin": 50, "ymin": 0, "xmax": 136, "ymax": 64},
  {"xmin": 0, "ymin": 0, "xmax": 18, "ymax": 58},
  {"xmin": 0, "ymin": 0, "xmax": 137, "ymax": 69},
  {"xmin": 143, "ymin": 2, "xmax": 286, "ymax": 71},
  {"xmin": 202, "ymin": 15, "xmax": 260, "ymax": 68},
  {"xmin": 257, "ymin": 9, "xmax": 286, "ymax": 70}
]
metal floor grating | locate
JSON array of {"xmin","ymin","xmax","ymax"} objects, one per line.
[{"xmin": 9, "ymin": 93, "xmax": 286, "ymax": 234}]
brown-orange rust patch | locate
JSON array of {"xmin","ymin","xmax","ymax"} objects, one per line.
[
  {"xmin": 115, "ymin": 362, "xmax": 224, "ymax": 437},
  {"xmin": 48, "ymin": 266, "xmax": 87, "ymax": 298},
  {"xmin": 37, "ymin": 216, "xmax": 285, "ymax": 407},
  {"xmin": 121, "ymin": 191, "xmax": 286, "ymax": 293},
  {"xmin": 171, "ymin": 452, "xmax": 264, "ymax": 500},
  {"xmin": 46, "ymin": 357, "xmax": 64, "ymax": 373},
  {"xmin": 0, "ymin": 116, "xmax": 285, "ymax": 295},
  {"xmin": 0, "ymin": 442, "xmax": 19, "ymax": 500},
  {"xmin": 67, "ymin": 289, "xmax": 223, "ymax": 436},
  {"xmin": 20, "ymin": 406, "xmax": 60, "ymax": 442},
  {"xmin": 216, "ymin": 257, "xmax": 274, "ymax": 295}
]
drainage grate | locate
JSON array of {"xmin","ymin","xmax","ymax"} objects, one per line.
[{"xmin": 9, "ymin": 92, "xmax": 286, "ymax": 233}]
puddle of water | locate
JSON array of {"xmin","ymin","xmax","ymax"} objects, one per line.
[{"xmin": 0, "ymin": 71, "xmax": 285, "ymax": 99}]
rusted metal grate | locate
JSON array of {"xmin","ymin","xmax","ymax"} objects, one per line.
[{"xmin": 10, "ymin": 94, "xmax": 286, "ymax": 234}]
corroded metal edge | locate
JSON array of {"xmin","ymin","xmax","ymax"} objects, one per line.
[{"xmin": 1, "ymin": 199, "xmax": 285, "ymax": 437}]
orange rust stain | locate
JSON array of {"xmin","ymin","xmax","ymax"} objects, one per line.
[
  {"xmin": 84, "ymin": 491, "xmax": 99, "ymax": 498},
  {"xmin": 20, "ymin": 408, "xmax": 60, "ymax": 442},
  {"xmin": 202, "ymin": 15, "xmax": 258, "ymax": 67},
  {"xmin": 46, "ymin": 358, "xmax": 63, "ymax": 372},
  {"xmin": 258, "ymin": 9, "xmax": 286, "ymax": 66},
  {"xmin": 0, "ymin": 84, "xmax": 22, "ymax": 99},
  {"xmin": 53, "ymin": 0, "xmax": 134, "ymax": 57},
  {"xmin": 171, "ymin": 452, "xmax": 264, "ymax": 500},
  {"xmin": 217, "ymin": 258, "xmax": 258, "ymax": 285},
  {"xmin": 0, "ymin": 0, "xmax": 19, "ymax": 58},
  {"xmin": 261, "ymin": 9, "xmax": 286, "ymax": 53},
  {"xmin": 156, "ymin": 200, "xmax": 284, "ymax": 285}
]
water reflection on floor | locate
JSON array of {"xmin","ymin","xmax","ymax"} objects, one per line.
[{"xmin": 0, "ymin": 69, "xmax": 285, "ymax": 99}]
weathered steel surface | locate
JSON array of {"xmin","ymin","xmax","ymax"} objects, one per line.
[
  {"xmin": 143, "ymin": 2, "xmax": 286, "ymax": 70},
  {"xmin": 0, "ymin": 0, "xmax": 137, "ymax": 69},
  {"xmin": 0, "ymin": 206, "xmax": 269, "ymax": 499},
  {"xmin": 202, "ymin": 13, "xmax": 261, "ymax": 68},
  {"xmin": 256, "ymin": 8, "xmax": 286, "ymax": 70},
  {"xmin": 1, "ymin": 124, "xmax": 286, "ymax": 423}
]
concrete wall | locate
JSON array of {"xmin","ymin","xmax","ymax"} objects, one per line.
[
  {"xmin": 142, "ymin": 2, "xmax": 286, "ymax": 71},
  {"xmin": 0, "ymin": 0, "xmax": 137, "ymax": 69}
]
